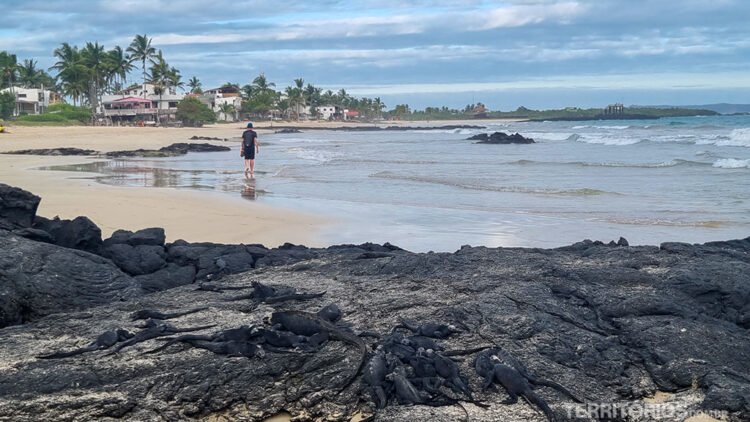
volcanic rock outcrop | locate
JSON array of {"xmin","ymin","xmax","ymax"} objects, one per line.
[
  {"xmin": 468, "ymin": 132, "xmax": 535, "ymax": 144},
  {"xmin": 0, "ymin": 183, "xmax": 748, "ymax": 421}
]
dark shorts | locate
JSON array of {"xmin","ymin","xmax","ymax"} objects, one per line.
[{"xmin": 243, "ymin": 150, "xmax": 255, "ymax": 160}]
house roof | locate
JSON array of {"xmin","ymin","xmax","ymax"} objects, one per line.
[{"xmin": 110, "ymin": 96, "xmax": 152, "ymax": 104}]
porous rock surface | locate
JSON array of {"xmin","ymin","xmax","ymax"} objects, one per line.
[{"xmin": 0, "ymin": 184, "xmax": 748, "ymax": 421}]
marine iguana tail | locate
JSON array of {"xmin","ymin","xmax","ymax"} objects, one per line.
[
  {"xmin": 37, "ymin": 329, "xmax": 133, "ymax": 359},
  {"xmin": 492, "ymin": 362, "xmax": 556, "ymax": 422},
  {"xmin": 142, "ymin": 333, "xmax": 216, "ymax": 354},
  {"xmin": 262, "ymin": 291, "xmax": 326, "ymax": 304},
  {"xmin": 493, "ymin": 347, "xmax": 583, "ymax": 403},
  {"xmin": 270, "ymin": 310, "xmax": 366, "ymax": 392}
]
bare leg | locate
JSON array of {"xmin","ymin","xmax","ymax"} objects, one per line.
[
  {"xmin": 249, "ymin": 159, "xmax": 255, "ymax": 175},
  {"xmin": 244, "ymin": 159, "xmax": 250, "ymax": 173}
]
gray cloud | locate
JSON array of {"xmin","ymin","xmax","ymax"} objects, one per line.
[{"xmin": 2, "ymin": 0, "xmax": 749, "ymax": 108}]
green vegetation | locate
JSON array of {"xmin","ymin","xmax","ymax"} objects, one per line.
[
  {"xmin": 238, "ymin": 74, "xmax": 386, "ymax": 120},
  {"xmin": 392, "ymin": 104, "xmax": 719, "ymax": 121},
  {"xmin": 0, "ymin": 91, "xmax": 15, "ymax": 119},
  {"xmin": 15, "ymin": 104, "xmax": 91, "ymax": 125},
  {"xmin": 176, "ymin": 97, "xmax": 216, "ymax": 127}
]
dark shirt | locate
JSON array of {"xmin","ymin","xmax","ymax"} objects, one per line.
[{"xmin": 242, "ymin": 130, "xmax": 257, "ymax": 154}]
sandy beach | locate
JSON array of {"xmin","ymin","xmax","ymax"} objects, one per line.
[{"xmin": 0, "ymin": 124, "xmax": 326, "ymax": 246}]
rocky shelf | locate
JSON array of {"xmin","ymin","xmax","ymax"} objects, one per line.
[
  {"xmin": 2, "ymin": 143, "xmax": 231, "ymax": 158},
  {"xmin": 0, "ymin": 183, "xmax": 748, "ymax": 421}
]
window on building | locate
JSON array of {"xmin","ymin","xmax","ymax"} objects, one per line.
[{"xmin": 169, "ymin": 102, "xmax": 178, "ymax": 108}]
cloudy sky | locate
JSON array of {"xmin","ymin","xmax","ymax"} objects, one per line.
[{"xmin": 2, "ymin": 0, "xmax": 750, "ymax": 109}]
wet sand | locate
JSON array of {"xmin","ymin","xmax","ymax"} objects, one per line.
[{"xmin": 0, "ymin": 125, "xmax": 326, "ymax": 246}]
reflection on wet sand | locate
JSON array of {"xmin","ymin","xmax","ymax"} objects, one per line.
[
  {"xmin": 38, "ymin": 159, "xmax": 266, "ymax": 199},
  {"xmin": 242, "ymin": 174, "xmax": 256, "ymax": 200}
]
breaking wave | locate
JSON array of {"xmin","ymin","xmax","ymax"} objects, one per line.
[
  {"xmin": 713, "ymin": 158, "xmax": 750, "ymax": 169},
  {"xmin": 573, "ymin": 134, "xmax": 644, "ymax": 146}
]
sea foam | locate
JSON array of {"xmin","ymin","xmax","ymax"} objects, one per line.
[
  {"xmin": 713, "ymin": 158, "xmax": 750, "ymax": 169},
  {"xmin": 287, "ymin": 147, "xmax": 342, "ymax": 163}
]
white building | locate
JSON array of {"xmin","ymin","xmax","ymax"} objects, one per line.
[
  {"xmin": 199, "ymin": 86, "xmax": 242, "ymax": 122},
  {"xmin": 317, "ymin": 105, "xmax": 339, "ymax": 120},
  {"xmin": 101, "ymin": 84, "xmax": 185, "ymax": 124},
  {"xmin": 0, "ymin": 87, "xmax": 61, "ymax": 116}
]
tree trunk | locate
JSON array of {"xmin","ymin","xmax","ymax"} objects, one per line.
[
  {"xmin": 142, "ymin": 59, "xmax": 147, "ymax": 99},
  {"xmin": 157, "ymin": 92, "xmax": 162, "ymax": 126}
]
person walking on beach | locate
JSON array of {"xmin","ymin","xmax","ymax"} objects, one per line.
[{"xmin": 241, "ymin": 122, "xmax": 260, "ymax": 175}]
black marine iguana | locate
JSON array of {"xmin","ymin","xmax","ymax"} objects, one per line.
[
  {"xmin": 270, "ymin": 310, "xmax": 367, "ymax": 391},
  {"xmin": 37, "ymin": 328, "xmax": 134, "ymax": 359},
  {"xmin": 397, "ymin": 319, "xmax": 461, "ymax": 339},
  {"xmin": 225, "ymin": 281, "xmax": 325, "ymax": 303},
  {"xmin": 105, "ymin": 319, "xmax": 215, "ymax": 355},
  {"xmin": 144, "ymin": 325, "xmax": 263, "ymax": 356},
  {"xmin": 363, "ymin": 349, "xmax": 391, "ymax": 408},
  {"xmin": 130, "ymin": 307, "xmax": 207, "ymax": 321},
  {"xmin": 474, "ymin": 347, "xmax": 583, "ymax": 421}
]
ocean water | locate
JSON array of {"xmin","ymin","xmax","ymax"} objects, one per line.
[{"xmin": 56, "ymin": 115, "xmax": 750, "ymax": 251}]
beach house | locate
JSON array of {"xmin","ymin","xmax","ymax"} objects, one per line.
[
  {"xmin": 199, "ymin": 85, "xmax": 242, "ymax": 122},
  {"xmin": 0, "ymin": 87, "xmax": 61, "ymax": 116},
  {"xmin": 101, "ymin": 83, "xmax": 185, "ymax": 124},
  {"xmin": 318, "ymin": 105, "xmax": 340, "ymax": 120}
]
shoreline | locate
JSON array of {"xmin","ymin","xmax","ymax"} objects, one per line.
[
  {"xmin": 0, "ymin": 121, "xmax": 522, "ymax": 247},
  {"xmin": 0, "ymin": 126, "xmax": 327, "ymax": 246}
]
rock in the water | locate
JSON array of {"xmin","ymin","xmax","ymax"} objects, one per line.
[
  {"xmin": 189, "ymin": 135, "xmax": 227, "ymax": 141},
  {"xmin": 0, "ymin": 183, "xmax": 40, "ymax": 228},
  {"xmin": 468, "ymin": 132, "xmax": 535, "ymax": 144},
  {"xmin": 105, "ymin": 143, "xmax": 230, "ymax": 158},
  {"xmin": 275, "ymin": 128, "xmax": 302, "ymax": 133},
  {"xmin": 1, "ymin": 147, "xmax": 97, "ymax": 156},
  {"xmin": 33, "ymin": 216, "xmax": 103, "ymax": 254}
]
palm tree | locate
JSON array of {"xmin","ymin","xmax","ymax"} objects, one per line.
[
  {"xmin": 126, "ymin": 34, "xmax": 156, "ymax": 98},
  {"xmin": 303, "ymin": 83, "xmax": 322, "ymax": 118},
  {"xmin": 321, "ymin": 89, "xmax": 335, "ymax": 105},
  {"xmin": 57, "ymin": 63, "xmax": 89, "ymax": 106},
  {"xmin": 168, "ymin": 66, "xmax": 184, "ymax": 92},
  {"xmin": 217, "ymin": 103, "xmax": 236, "ymax": 121},
  {"xmin": 81, "ymin": 42, "xmax": 107, "ymax": 109},
  {"xmin": 105, "ymin": 46, "xmax": 133, "ymax": 94},
  {"xmin": 148, "ymin": 50, "xmax": 171, "ymax": 125},
  {"xmin": 252, "ymin": 73, "xmax": 275, "ymax": 92},
  {"xmin": 187, "ymin": 76, "xmax": 201, "ymax": 93},
  {"xmin": 336, "ymin": 88, "xmax": 350, "ymax": 108},
  {"xmin": 0, "ymin": 51, "xmax": 18, "ymax": 92},
  {"xmin": 374, "ymin": 97, "xmax": 386, "ymax": 118},
  {"xmin": 50, "ymin": 43, "xmax": 87, "ymax": 105},
  {"xmin": 17, "ymin": 59, "xmax": 41, "ymax": 88}
]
